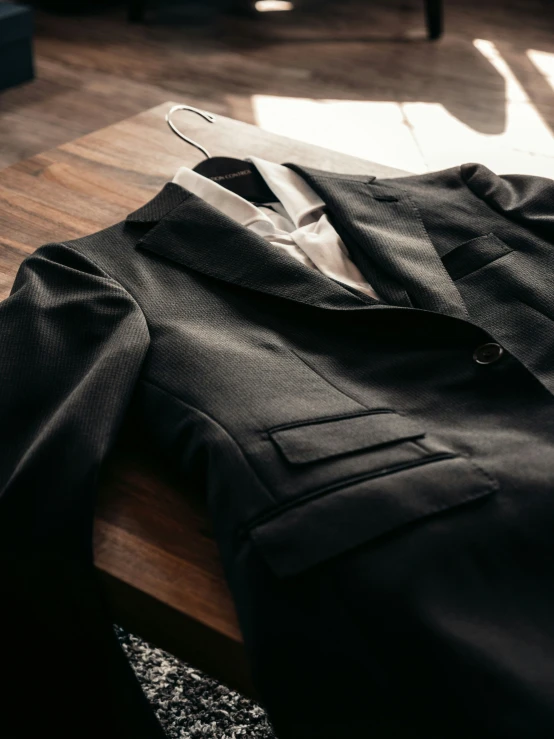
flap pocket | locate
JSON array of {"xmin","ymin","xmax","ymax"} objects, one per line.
[
  {"xmin": 249, "ymin": 455, "xmax": 496, "ymax": 578},
  {"xmin": 441, "ymin": 233, "xmax": 512, "ymax": 281},
  {"xmin": 268, "ymin": 410, "xmax": 425, "ymax": 465}
]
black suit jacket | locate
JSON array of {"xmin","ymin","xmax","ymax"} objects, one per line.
[{"xmin": 2, "ymin": 163, "xmax": 554, "ymax": 738}]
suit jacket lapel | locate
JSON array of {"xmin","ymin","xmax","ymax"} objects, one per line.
[
  {"xmin": 128, "ymin": 169, "xmax": 469, "ymax": 320},
  {"xmin": 288, "ymin": 165, "xmax": 469, "ymax": 320},
  {"xmin": 129, "ymin": 183, "xmax": 376, "ymax": 311}
]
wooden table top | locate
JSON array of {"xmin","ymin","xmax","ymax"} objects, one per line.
[{"xmin": 0, "ymin": 101, "xmax": 404, "ymax": 694}]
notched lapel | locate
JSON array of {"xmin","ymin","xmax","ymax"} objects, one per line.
[
  {"xmin": 361, "ymin": 180, "xmax": 470, "ymax": 318},
  {"xmin": 133, "ymin": 187, "xmax": 375, "ymax": 311},
  {"xmin": 291, "ymin": 164, "xmax": 469, "ymax": 320},
  {"xmin": 126, "ymin": 182, "xmax": 192, "ymax": 224},
  {"xmin": 128, "ymin": 169, "xmax": 469, "ymax": 319}
]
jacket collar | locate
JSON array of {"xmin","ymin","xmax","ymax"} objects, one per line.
[
  {"xmin": 127, "ymin": 166, "xmax": 468, "ymax": 319},
  {"xmin": 127, "ymin": 182, "xmax": 190, "ymax": 223},
  {"xmin": 129, "ymin": 182, "xmax": 376, "ymax": 311}
]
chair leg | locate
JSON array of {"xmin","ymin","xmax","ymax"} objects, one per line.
[
  {"xmin": 128, "ymin": 0, "xmax": 146, "ymax": 22},
  {"xmin": 425, "ymin": 0, "xmax": 443, "ymax": 40}
]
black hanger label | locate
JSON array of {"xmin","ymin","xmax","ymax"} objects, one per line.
[
  {"xmin": 193, "ymin": 157, "xmax": 277, "ymax": 203},
  {"xmin": 211, "ymin": 168, "xmax": 253, "ymax": 183}
]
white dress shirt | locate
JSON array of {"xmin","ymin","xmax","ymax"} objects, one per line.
[{"xmin": 172, "ymin": 157, "xmax": 378, "ymax": 299}]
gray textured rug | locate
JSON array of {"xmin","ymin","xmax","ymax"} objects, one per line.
[{"xmin": 115, "ymin": 627, "xmax": 275, "ymax": 738}]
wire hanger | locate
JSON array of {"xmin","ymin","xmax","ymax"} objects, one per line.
[
  {"xmin": 165, "ymin": 104, "xmax": 276, "ymax": 204},
  {"xmin": 165, "ymin": 105, "xmax": 215, "ymax": 160}
]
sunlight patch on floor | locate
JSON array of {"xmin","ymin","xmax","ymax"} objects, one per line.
[
  {"xmin": 251, "ymin": 40, "xmax": 554, "ymax": 176},
  {"xmin": 255, "ymin": 0, "xmax": 295, "ymax": 10},
  {"xmin": 527, "ymin": 48, "xmax": 554, "ymax": 89},
  {"xmin": 249, "ymin": 97, "xmax": 427, "ymax": 173}
]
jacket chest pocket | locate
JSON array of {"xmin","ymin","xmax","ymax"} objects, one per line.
[
  {"xmin": 245, "ymin": 410, "xmax": 496, "ymax": 577},
  {"xmin": 441, "ymin": 233, "xmax": 512, "ymax": 281}
]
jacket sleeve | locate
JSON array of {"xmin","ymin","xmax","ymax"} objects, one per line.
[
  {"xmin": 461, "ymin": 162, "xmax": 554, "ymax": 241},
  {"xmin": 0, "ymin": 244, "xmax": 166, "ymax": 738}
]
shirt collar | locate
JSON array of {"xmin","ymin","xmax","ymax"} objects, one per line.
[
  {"xmin": 172, "ymin": 158, "xmax": 325, "ymax": 230},
  {"xmin": 249, "ymin": 157, "xmax": 325, "ymax": 228},
  {"xmin": 172, "ymin": 166, "xmax": 275, "ymax": 228}
]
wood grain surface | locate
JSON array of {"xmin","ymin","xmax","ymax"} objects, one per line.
[
  {"xmin": 0, "ymin": 101, "xmax": 403, "ymax": 695},
  {"xmin": 1, "ymin": 0, "xmax": 553, "ymax": 176}
]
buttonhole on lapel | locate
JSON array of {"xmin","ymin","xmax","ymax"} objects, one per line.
[{"xmin": 373, "ymin": 195, "xmax": 398, "ymax": 202}]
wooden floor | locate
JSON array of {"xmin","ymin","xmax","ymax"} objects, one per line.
[{"xmin": 1, "ymin": 0, "xmax": 554, "ymax": 174}]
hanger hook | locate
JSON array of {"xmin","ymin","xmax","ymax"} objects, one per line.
[{"xmin": 165, "ymin": 104, "xmax": 216, "ymax": 160}]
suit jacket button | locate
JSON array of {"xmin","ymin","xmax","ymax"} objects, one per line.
[{"xmin": 473, "ymin": 342, "xmax": 504, "ymax": 365}]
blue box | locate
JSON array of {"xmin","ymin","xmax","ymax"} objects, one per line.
[{"xmin": 0, "ymin": 3, "xmax": 34, "ymax": 92}]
